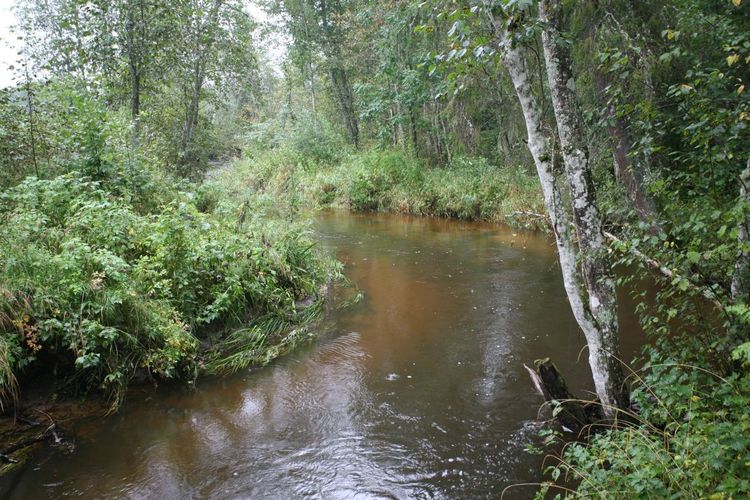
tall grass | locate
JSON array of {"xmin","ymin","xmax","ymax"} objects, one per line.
[{"xmin": 230, "ymin": 143, "xmax": 547, "ymax": 230}]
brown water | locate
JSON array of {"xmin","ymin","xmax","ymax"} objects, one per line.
[{"xmin": 0, "ymin": 211, "xmax": 644, "ymax": 499}]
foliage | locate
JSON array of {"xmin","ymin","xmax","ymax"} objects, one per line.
[
  {"xmin": 11, "ymin": 0, "xmax": 259, "ymax": 178},
  {"xmin": 247, "ymin": 113, "xmax": 350, "ymax": 167},
  {"xmin": 233, "ymin": 138, "xmax": 546, "ymax": 229},
  {"xmin": 538, "ymin": 357, "xmax": 750, "ymax": 497},
  {"xmin": 527, "ymin": 1, "xmax": 750, "ymax": 496},
  {"xmin": 1, "ymin": 0, "xmax": 750, "ymax": 493},
  {"xmin": 0, "ymin": 163, "xmax": 337, "ymax": 406}
]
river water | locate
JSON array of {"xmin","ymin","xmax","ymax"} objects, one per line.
[{"xmin": 1, "ymin": 211, "xmax": 644, "ymax": 499}]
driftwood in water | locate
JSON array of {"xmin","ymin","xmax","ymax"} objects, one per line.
[
  {"xmin": 525, "ymin": 358, "xmax": 600, "ymax": 435},
  {"xmin": 0, "ymin": 416, "xmax": 72, "ymax": 465}
]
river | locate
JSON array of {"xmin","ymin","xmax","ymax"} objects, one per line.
[{"xmin": 0, "ymin": 211, "xmax": 644, "ymax": 499}]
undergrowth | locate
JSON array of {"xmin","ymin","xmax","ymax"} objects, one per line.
[
  {"xmin": 0, "ymin": 161, "xmax": 339, "ymax": 409},
  {"xmin": 235, "ymin": 121, "xmax": 546, "ymax": 230},
  {"xmin": 529, "ymin": 355, "xmax": 750, "ymax": 498}
]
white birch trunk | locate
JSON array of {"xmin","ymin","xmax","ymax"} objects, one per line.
[
  {"xmin": 494, "ymin": 12, "xmax": 628, "ymax": 416},
  {"xmin": 539, "ymin": 0, "xmax": 628, "ymax": 414}
]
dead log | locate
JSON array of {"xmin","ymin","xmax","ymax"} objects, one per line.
[
  {"xmin": 525, "ymin": 358, "xmax": 595, "ymax": 436},
  {"xmin": 0, "ymin": 424, "xmax": 56, "ymax": 462}
]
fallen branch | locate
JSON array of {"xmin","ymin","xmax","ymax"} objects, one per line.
[
  {"xmin": 0, "ymin": 424, "xmax": 57, "ymax": 462},
  {"xmin": 509, "ymin": 210, "xmax": 549, "ymax": 221},
  {"xmin": 603, "ymin": 230, "xmax": 724, "ymax": 310},
  {"xmin": 0, "ymin": 411, "xmax": 73, "ymax": 464}
]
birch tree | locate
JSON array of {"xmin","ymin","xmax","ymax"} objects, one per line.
[
  {"xmin": 538, "ymin": 0, "xmax": 628, "ymax": 413},
  {"xmin": 489, "ymin": 1, "xmax": 629, "ymax": 416},
  {"xmin": 731, "ymin": 157, "xmax": 750, "ymax": 306}
]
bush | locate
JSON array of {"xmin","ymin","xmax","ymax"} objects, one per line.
[
  {"xmin": 539, "ymin": 354, "xmax": 750, "ymax": 497},
  {"xmin": 0, "ymin": 167, "xmax": 336, "ymax": 406},
  {"xmin": 247, "ymin": 114, "xmax": 349, "ymax": 168}
]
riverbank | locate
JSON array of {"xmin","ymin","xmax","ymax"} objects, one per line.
[
  {"xmin": 0, "ymin": 158, "xmax": 342, "ymax": 468},
  {"xmin": 225, "ymin": 146, "xmax": 548, "ymax": 231},
  {"xmin": 0, "ymin": 144, "xmax": 540, "ymax": 470}
]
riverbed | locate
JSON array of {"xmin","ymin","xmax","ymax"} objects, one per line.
[{"xmin": 0, "ymin": 211, "xmax": 644, "ymax": 498}]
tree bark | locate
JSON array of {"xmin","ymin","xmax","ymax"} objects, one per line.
[
  {"xmin": 24, "ymin": 63, "xmax": 39, "ymax": 178},
  {"xmin": 503, "ymin": 43, "xmax": 596, "ymax": 381},
  {"xmin": 731, "ymin": 156, "xmax": 750, "ymax": 306},
  {"xmin": 318, "ymin": 0, "xmax": 359, "ymax": 147},
  {"xmin": 495, "ymin": 10, "xmax": 628, "ymax": 417},
  {"xmin": 539, "ymin": 0, "xmax": 628, "ymax": 415},
  {"xmin": 328, "ymin": 66, "xmax": 359, "ymax": 147},
  {"xmin": 124, "ymin": 0, "xmax": 141, "ymax": 118},
  {"xmin": 593, "ymin": 71, "xmax": 656, "ymax": 224},
  {"xmin": 181, "ymin": 0, "xmax": 223, "ymax": 162},
  {"xmin": 525, "ymin": 359, "xmax": 597, "ymax": 435}
]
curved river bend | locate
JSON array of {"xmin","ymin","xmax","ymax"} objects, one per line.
[{"xmin": 1, "ymin": 211, "xmax": 644, "ymax": 499}]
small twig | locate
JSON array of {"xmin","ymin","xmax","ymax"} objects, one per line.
[
  {"xmin": 603, "ymin": 230, "xmax": 724, "ymax": 310},
  {"xmin": 509, "ymin": 210, "xmax": 548, "ymax": 220}
]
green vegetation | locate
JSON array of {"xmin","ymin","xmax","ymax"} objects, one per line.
[
  {"xmin": 0, "ymin": 163, "xmax": 337, "ymax": 407},
  {"xmin": 0, "ymin": 80, "xmax": 338, "ymax": 408},
  {"xmin": 1, "ymin": 0, "xmax": 749, "ymax": 495},
  {"xmin": 539, "ymin": 359, "xmax": 750, "ymax": 497},
  {"xmin": 264, "ymin": 0, "xmax": 750, "ymax": 495},
  {"xmin": 231, "ymin": 121, "xmax": 544, "ymax": 229}
]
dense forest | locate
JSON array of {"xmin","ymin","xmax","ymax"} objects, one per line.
[{"xmin": 0, "ymin": 0, "xmax": 749, "ymax": 496}]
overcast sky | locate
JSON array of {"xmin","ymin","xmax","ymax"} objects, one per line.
[
  {"xmin": 0, "ymin": 0, "xmax": 284, "ymax": 89},
  {"xmin": 0, "ymin": 0, "xmax": 19, "ymax": 88}
]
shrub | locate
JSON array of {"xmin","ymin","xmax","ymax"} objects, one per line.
[
  {"xmin": 539, "ymin": 354, "xmax": 750, "ymax": 497},
  {"xmin": 0, "ymin": 168, "xmax": 336, "ymax": 406},
  {"xmin": 247, "ymin": 114, "xmax": 349, "ymax": 168}
]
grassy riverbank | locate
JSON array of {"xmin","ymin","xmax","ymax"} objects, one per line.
[
  {"xmin": 230, "ymin": 135, "xmax": 546, "ymax": 230},
  {"xmin": 0, "ymin": 159, "xmax": 340, "ymax": 413}
]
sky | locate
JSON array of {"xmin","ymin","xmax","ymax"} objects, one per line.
[
  {"xmin": 0, "ymin": 0, "xmax": 19, "ymax": 88},
  {"xmin": 0, "ymin": 0, "xmax": 285, "ymax": 89}
]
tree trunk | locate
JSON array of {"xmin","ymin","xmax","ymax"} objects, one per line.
[
  {"xmin": 328, "ymin": 66, "xmax": 359, "ymax": 147},
  {"xmin": 125, "ymin": 1, "xmax": 140, "ymax": 118},
  {"xmin": 182, "ymin": 58, "xmax": 205, "ymax": 160},
  {"xmin": 24, "ymin": 63, "xmax": 39, "ymax": 178},
  {"xmin": 318, "ymin": 0, "xmax": 358, "ymax": 147},
  {"xmin": 409, "ymin": 108, "xmax": 418, "ymax": 155},
  {"xmin": 731, "ymin": 156, "xmax": 750, "ymax": 304},
  {"xmin": 300, "ymin": 8, "xmax": 317, "ymax": 121},
  {"xmin": 525, "ymin": 359, "xmax": 600, "ymax": 435},
  {"xmin": 309, "ymin": 60, "xmax": 318, "ymax": 120},
  {"xmin": 593, "ymin": 71, "xmax": 656, "ymax": 224},
  {"xmin": 181, "ymin": 0, "xmax": 222, "ymax": 162},
  {"xmin": 540, "ymin": 0, "xmax": 628, "ymax": 415},
  {"xmin": 503, "ymin": 44, "xmax": 590, "ymax": 362}
]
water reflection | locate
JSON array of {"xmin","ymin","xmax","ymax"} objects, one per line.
[{"xmin": 1, "ymin": 211, "xmax": 644, "ymax": 499}]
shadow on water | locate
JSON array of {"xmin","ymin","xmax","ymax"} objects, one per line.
[{"xmin": 0, "ymin": 210, "xmax": 646, "ymax": 499}]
